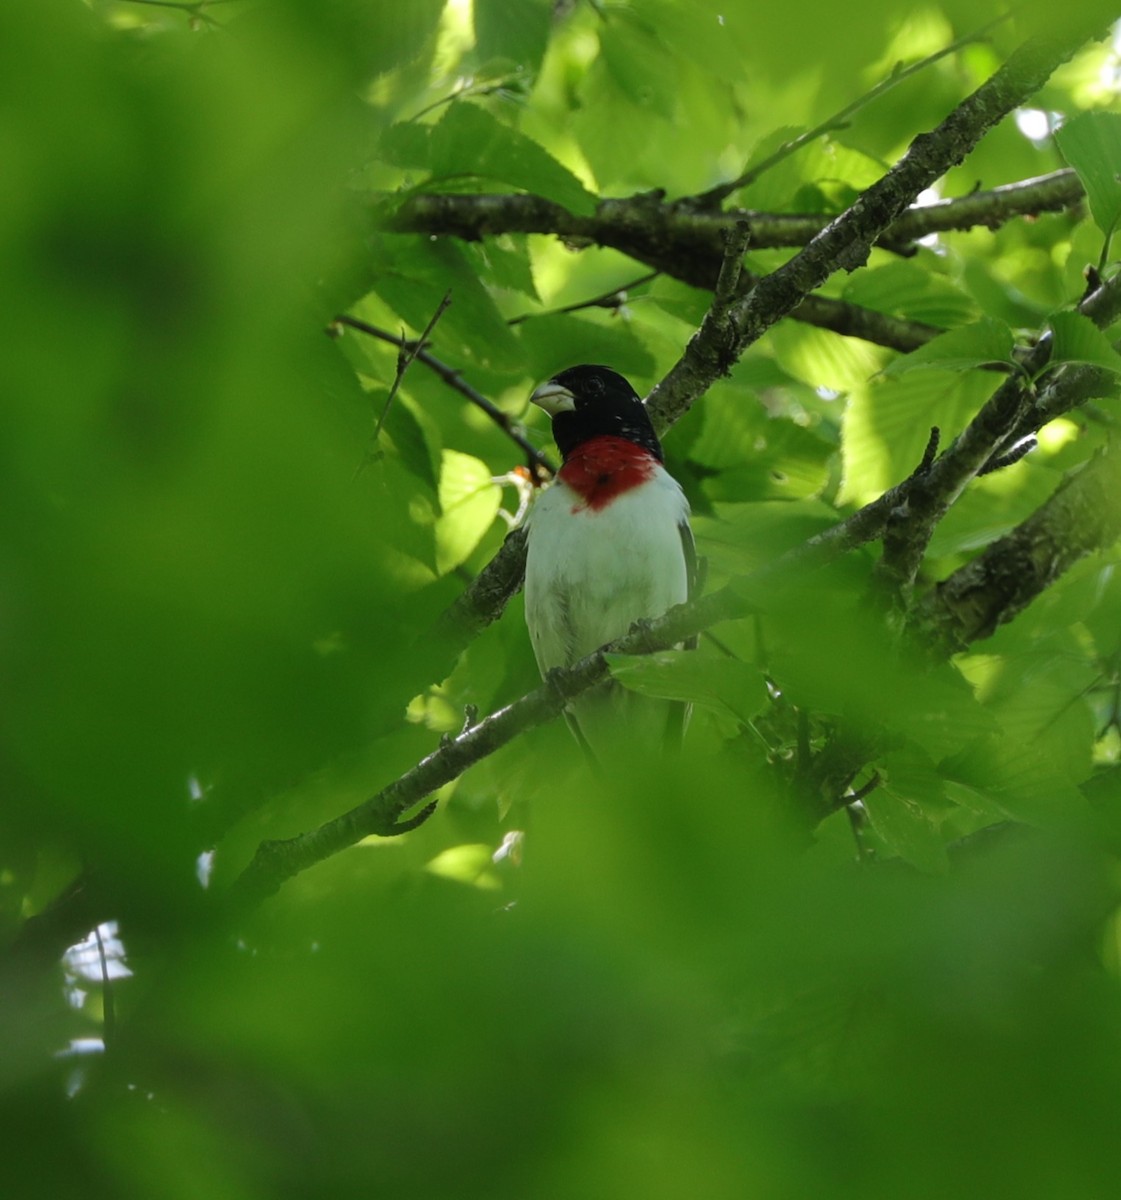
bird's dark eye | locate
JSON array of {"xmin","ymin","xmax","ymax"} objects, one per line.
[{"xmin": 586, "ymin": 375, "xmax": 604, "ymax": 396}]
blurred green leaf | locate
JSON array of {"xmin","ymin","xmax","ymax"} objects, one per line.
[
  {"xmin": 516, "ymin": 314, "xmax": 657, "ymax": 384},
  {"xmin": 596, "ymin": 13, "xmax": 678, "ymax": 120},
  {"xmin": 606, "ymin": 651, "xmax": 768, "ymax": 724},
  {"xmin": 864, "ymin": 754, "xmax": 950, "ymax": 873},
  {"xmin": 379, "ymin": 388, "xmax": 441, "ymax": 491},
  {"xmin": 943, "ymin": 735, "xmax": 1090, "ymax": 829},
  {"xmin": 694, "ymin": 499, "xmax": 839, "ymax": 580},
  {"xmin": 473, "ymin": 0, "xmax": 552, "ymax": 75}
]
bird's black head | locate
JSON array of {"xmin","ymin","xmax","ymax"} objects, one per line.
[{"xmin": 530, "ymin": 364, "xmax": 663, "ymax": 462}]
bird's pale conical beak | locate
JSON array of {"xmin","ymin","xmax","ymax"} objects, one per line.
[{"xmin": 530, "ymin": 381, "xmax": 576, "ymax": 417}]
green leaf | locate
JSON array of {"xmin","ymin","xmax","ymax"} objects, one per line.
[
  {"xmin": 517, "ymin": 314, "xmax": 657, "ymax": 385},
  {"xmin": 680, "ymin": 383, "xmax": 833, "ymax": 502},
  {"xmin": 863, "ymin": 753, "xmax": 949, "ymax": 873},
  {"xmin": 425, "ymin": 843, "xmax": 502, "ymax": 891},
  {"xmin": 1055, "ymin": 111, "xmax": 1121, "ymax": 241},
  {"xmin": 942, "ymin": 736, "xmax": 1089, "ymax": 829},
  {"xmin": 961, "ymin": 259, "xmax": 1053, "ymax": 327},
  {"xmin": 429, "ymin": 103, "xmax": 597, "ymax": 215},
  {"xmin": 379, "ymin": 121, "xmax": 430, "ymax": 169},
  {"xmin": 1049, "ymin": 311, "xmax": 1121, "ymax": 376},
  {"xmin": 701, "ymin": 420, "xmax": 833, "ymax": 502},
  {"xmin": 882, "ymin": 318, "xmax": 1016, "ymax": 377},
  {"xmin": 741, "ymin": 136, "xmax": 886, "ymax": 212},
  {"xmin": 462, "ymin": 237, "xmax": 539, "ymax": 302},
  {"xmin": 771, "ymin": 320, "xmax": 885, "ymax": 391},
  {"xmin": 435, "ymin": 449, "xmax": 501, "ymax": 575},
  {"xmin": 604, "ymin": 651, "xmax": 768, "ymax": 724}
]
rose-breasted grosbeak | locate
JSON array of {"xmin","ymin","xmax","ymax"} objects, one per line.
[{"xmin": 524, "ymin": 365, "xmax": 695, "ymax": 758}]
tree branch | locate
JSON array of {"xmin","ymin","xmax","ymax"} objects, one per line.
[
  {"xmin": 388, "ymin": 170, "xmax": 1084, "ymax": 276},
  {"xmin": 369, "ymin": 290, "xmax": 451, "ymax": 448},
  {"xmin": 385, "ymin": 172, "xmax": 1082, "ymax": 369},
  {"xmin": 506, "ymin": 272, "xmax": 659, "ymax": 326},
  {"xmin": 436, "ymin": 525, "xmax": 529, "ymax": 642},
  {"xmin": 916, "ymin": 441, "xmax": 1121, "ymax": 654}
]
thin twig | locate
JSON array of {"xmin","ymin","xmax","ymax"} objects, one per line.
[
  {"xmin": 336, "ymin": 313, "xmax": 554, "ymax": 478},
  {"xmin": 506, "ymin": 272, "xmax": 659, "ymax": 326},
  {"xmin": 94, "ymin": 925, "xmax": 116, "ymax": 1050},
  {"xmin": 370, "ymin": 291, "xmax": 452, "ymax": 450},
  {"xmin": 407, "ymin": 73, "xmax": 527, "ymax": 124},
  {"xmin": 116, "ymin": 0, "xmax": 235, "ymax": 25}
]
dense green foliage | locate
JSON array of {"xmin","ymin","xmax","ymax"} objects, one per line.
[{"xmin": 4, "ymin": 1, "xmax": 1121, "ymax": 1195}]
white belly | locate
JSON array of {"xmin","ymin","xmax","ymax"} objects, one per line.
[{"xmin": 524, "ymin": 469, "xmax": 690, "ymax": 675}]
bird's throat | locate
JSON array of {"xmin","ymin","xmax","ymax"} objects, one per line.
[{"xmin": 557, "ymin": 436, "xmax": 659, "ymax": 512}]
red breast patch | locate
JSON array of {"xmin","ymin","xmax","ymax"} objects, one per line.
[{"xmin": 557, "ymin": 436, "xmax": 659, "ymax": 512}]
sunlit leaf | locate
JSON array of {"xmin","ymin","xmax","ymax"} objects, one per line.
[
  {"xmin": 435, "ymin": 450, "xmax": 501, "ymax": 574},
  {"xmin": 840, "ymin": 372, "xmax": 991, "ymax": 505},
  {"xmin": 882, "ymin": 317, "xmax": 1017, "ymax": 376}
]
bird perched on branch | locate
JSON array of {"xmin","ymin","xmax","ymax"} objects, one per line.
[{"xmin": 524, "ymin": 364, "xmax": 696, "ymax": 759}]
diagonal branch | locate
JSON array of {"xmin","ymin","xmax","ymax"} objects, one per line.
[{"xmin": 915, "ymin": 443, "xmax": 1121, "ymax": 655}]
